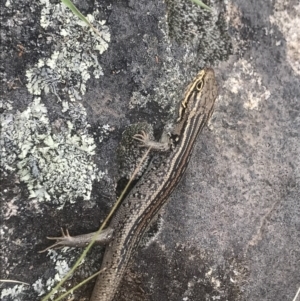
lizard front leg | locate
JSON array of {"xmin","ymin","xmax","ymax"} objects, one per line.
[{"xmin": 133, "ymin": 130, "xmax": 172, "ymax": 151}]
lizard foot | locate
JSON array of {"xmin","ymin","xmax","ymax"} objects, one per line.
[{"xmin": 39, "ymin": 227, "xmax": 114, "ymax": 253}]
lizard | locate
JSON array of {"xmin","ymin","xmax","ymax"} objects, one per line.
[{"xmin": 44, "ymin": 67, "xmax": 218, "ymax": 301}]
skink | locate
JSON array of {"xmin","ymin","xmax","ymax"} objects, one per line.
[{"xmin": 46, "ymin": 67, "xmax": 218, "ymax": 301}]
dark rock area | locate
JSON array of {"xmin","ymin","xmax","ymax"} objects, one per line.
[{"xmin": 1, "ymin": 0, "xmax": 299, "ymax": 300}]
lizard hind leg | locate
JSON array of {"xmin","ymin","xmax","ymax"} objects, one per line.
[{"xmin": 39, "ymin": 227, "xmax": 114, "ymax": 253}]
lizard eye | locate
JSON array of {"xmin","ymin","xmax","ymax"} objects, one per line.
[{"xmin": 196, "ymin": 80, "xmax": 204, "ymax": 91}]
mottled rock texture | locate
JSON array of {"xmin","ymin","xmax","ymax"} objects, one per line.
[{"xmin": 1, "ymin": 0, "xmax": 299, "ymax": 300}]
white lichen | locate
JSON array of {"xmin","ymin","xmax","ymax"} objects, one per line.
[
  {"xmin": 32, "ymin": 249, "xmax": 71, "ymax": 297},
  {"xmin": 26, "ymin": 0, "xmax": 110, "ymax": 101},
  {"xmin": 32, "ymin": 278, "xmax": 45, "ymax": 296},
  {"xmin": 2, "ymin": 197, "xmax": 19, "ymax": 220},
  {"xmin": 223, "ymin": 59, "xmax": 271, "ymax": 110},
  {"xmin": 270, "ymin": 2, "xmax": 300, "ymax": 75},
  {"xmin": 0, "ymin": 98, "xmax": 99, "ymax": 204},
  {"xmin": 0, "ymin": 284, "xmax": 27, "ymax": 301},
  {"xmin": 96, "ymin": 124, "xmax": 114, "ymax": 143}
]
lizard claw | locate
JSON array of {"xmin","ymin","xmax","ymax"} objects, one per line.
[
  {"xmin": 133, "ymin": 131, "xmax": 150, "ymax": 147},
  {"xmin": 39, "ymin": 227, "xmax": 114, "ymax": 253},
  {"xmin": 39, "ymin": 228, "xmax": 73, "ymax": 253}
]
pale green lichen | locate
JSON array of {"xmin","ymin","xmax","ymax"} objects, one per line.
[
  {"xmin": 97, "ymin": 123, "xmax": 115, "ymax": 143},
  {"xmin": 0, "ymin": 284, "xmax": 26, "ymax": 301},
  {"xmin": 26, "ymin": 0, "xmax": 110, "ymax": 101},
  {"xmin": 0, "ymin": 98, "xmax": 99, "ymax": 204},
  {"xmin": 1, "ymin": 1, "xmax": 111, "ymax": 205},
  {"xmin": 32, "ymin": 279, "xmax": 45, "ymax": 297},
  {"xmin": 32, "ymin": 249, "xmax": 72, "ymax": 298}
]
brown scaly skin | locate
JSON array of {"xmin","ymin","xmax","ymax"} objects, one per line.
[{"xmin": 45, "ymin": 68, "xmax": 218, "ymax": 301}]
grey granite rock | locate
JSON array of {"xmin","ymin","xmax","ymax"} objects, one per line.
[{"xmin": 1, "ymin": 0, "xmax": 299, "ymax": 300}]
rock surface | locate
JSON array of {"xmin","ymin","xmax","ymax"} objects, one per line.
[{"xmin": 1, "ymin": 0, "xmax": 299, "ymax": 301}]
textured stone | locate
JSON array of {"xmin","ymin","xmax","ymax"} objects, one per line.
[{"xmin": 0, "ymin": 0, "xmax": 299, "ymax": 300}]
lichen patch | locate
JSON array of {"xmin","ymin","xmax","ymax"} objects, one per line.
[
  {"xmin": 1, "ymin": 98, "xmax": 100, "ymax": 204},
  {"xmin": 26, "ymin": 0, "xmax": 110, "ymax": 101}
]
